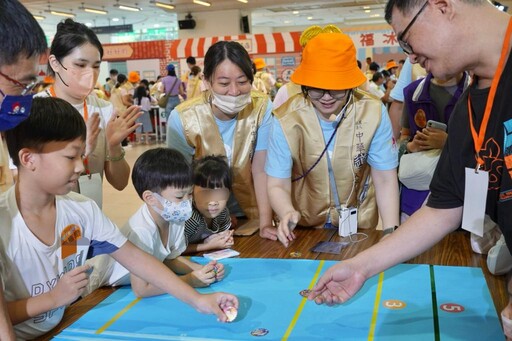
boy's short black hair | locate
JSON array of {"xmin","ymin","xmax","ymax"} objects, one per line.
[
  {"xmin": 372, "ymin": 71, "xmax": 384, "ymax": 83},
  {"xmin": 369, "ymin": 62, "xmax": 380, "ymax": 72},
  {"xmin": 132, "ymin": 148, "xmax": 193, "ymax": 199},
  {"xmin": 192, "ymin": 155, "xmax": 232, "ymax": 191},
  {"xmin": 186, "ymin": 56, "xmax": 196, "ymax": 65},
  {"xmin": 5, "ymin": 97, "xmax": 86, "ymax": 167}
]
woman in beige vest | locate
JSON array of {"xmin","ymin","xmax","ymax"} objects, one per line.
[
  {"xmin": 166, "ymin": 41, "xmax": 276, "ymax": 240},
  {"xmin": 266, "ymin": 32, "xmax": 400, "ymax": 247}
]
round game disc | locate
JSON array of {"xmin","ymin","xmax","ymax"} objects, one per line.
[
  {"xmin": 299, "ymin": 289, "xmax": 311, "ymax": 298},
  {"xmin": 223, "ymin": 306, "xmax": 238, "ymax": 322},
  {"xmin": 251, "ymin": 328, "xmax": 269, "ymax": 336},
  {"xmin": 289, "ymin": 251, "xmax": 302, "ymax": 258}
]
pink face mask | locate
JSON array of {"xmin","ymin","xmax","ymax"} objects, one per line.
[{"xmin": 56, "ymin": 61, "xmax": 96, "ymax": 99}]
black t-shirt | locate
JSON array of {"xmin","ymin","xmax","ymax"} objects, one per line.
[{"xmin": 428, "ymin": 54, "xmax": 512, "ymax": 252}]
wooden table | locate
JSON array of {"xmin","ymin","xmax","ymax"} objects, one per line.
[{"xmin": 41, "ymin": 227, "xmax": 507, "ymax": 340}]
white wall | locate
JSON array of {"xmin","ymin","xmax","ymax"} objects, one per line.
[
  {"xmin": 126, "ymin": 59, "xmax": 161, "ymax": 81},
  {"xmin": 178, "ymin": 10, "xmax": 242, "ymax": 38}
]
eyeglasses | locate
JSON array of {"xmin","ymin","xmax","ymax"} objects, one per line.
[
  {"xmin": 397, "ymin": 1, "xmax": 428, "ymax": 55},
  {"xmin": 306, "ymin": 88, "xmax": 348, "ymax": 100},
  {"xmin": 0, "ymin": 70, "xmax": 37, "ymax": 96}
]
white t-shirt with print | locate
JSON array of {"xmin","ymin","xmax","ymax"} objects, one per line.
[
  {"xmin": 107, "ymin": 204, "xmax": 187, "ymax": 286},
  {"xmin": 0, "ymin": 187, "xmax": 127, "ymax": 340}
]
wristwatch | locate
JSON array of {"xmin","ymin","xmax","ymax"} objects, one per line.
[{"xmin": 382, "ymin": 225, "xmax": 398, "ymax": 236}]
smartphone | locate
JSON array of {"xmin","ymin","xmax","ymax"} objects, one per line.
[{"xmin": 427, "ymin": 120, "xmax": 447, "ymax": 131}]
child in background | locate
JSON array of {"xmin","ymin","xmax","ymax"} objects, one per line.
[
  {"xmin": 1, "ymin": 98, "xmax": 237, "ymax": 339},
  {"xmin": 133, "ymin": 85, "xmax": 155, "ymax": 144},
  {"xmin": 89, "ymin": 148, "xmax": 226, "ymax": 296},
  {"xmin": 185, "ymin": 155, "xmax": 234, "ymax": 254}
]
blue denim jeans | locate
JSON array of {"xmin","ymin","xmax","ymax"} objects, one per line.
[{"xmin": 165, "ymin": 95, "xmax": 180, "ymax": 121}]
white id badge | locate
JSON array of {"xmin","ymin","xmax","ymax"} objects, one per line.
[
  {"xmin": 461, "ymin": 167, "xmax": 488, "ymax": 237},
  {"xmin": 78, "ymin": 173, "xmax": 103, "ymax": 208}
]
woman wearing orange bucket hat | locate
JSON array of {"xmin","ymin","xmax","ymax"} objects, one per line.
[{"xmin": 266, "ymin": 32, "xmax": 400, "ymax": 247}]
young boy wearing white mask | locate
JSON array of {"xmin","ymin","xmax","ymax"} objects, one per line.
[{"xmin": 87, "ymin": 148, "xmax": 225, "ymax": 297}]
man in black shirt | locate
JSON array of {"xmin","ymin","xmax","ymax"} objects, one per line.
[{"xmin": 308, "ymin": 1, "xmax": 512, "ymax": 339}]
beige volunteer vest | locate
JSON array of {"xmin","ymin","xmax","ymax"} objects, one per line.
[{"xmin": 274, "ymin": 92, "xmax": 382, "ymax": 228}]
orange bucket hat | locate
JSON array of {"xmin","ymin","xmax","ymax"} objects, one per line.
[
  {"xmin": 253, "ymin": 58, "xmax": 266, "ymax": 70},
  {"xmin": 128, "ymin": 71, "xmax": 140, "ymax": 83},
  {"xmin": 291, "ymin": 33, "xmax": 366, "ymax": 90},
  {"xmin": 385, "ymin": 60, "xmax": 398, "ymax": 70}
]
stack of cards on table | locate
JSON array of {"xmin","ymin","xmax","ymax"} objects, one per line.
[{"xmin": 203, "ymin": 248, "xmax": 240, "ymax": 260}]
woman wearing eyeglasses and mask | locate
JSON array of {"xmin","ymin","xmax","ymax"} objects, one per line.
[
  {"xmin": 266, "ymin": 32, "xmax": 400, "ymax": 247},
  {"xmin": 166, "ymin": 41, "xmax": 275, "ymax": 240},
  {"xmin": 36, "ymin": 19, "xmax": 141, "ymax": 208}
]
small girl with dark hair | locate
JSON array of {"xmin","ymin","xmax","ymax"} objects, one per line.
[
  {"xmin": 185, "ymin": 155, "xmax": 234, "ymax": 253},
  {"xmin": 133, "ymin": 85, "xmax": 155, "ymax": 144}
]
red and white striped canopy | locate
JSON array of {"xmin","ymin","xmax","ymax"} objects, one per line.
[{"xmin": 170, "ymin": 32, "xmax": 302, "ymax": 59}]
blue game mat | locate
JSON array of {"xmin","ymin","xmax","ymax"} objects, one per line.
[{"xmin": 53, "ymin": 258, "xmax": 503, "ymax": 340}]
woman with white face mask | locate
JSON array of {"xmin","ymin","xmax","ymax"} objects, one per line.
[
  {"xmin": 166, "ymin": 41, "xmax": 276, "ymax": 240},
  {"xmin": 36, "ymin": 19, "xmax": 141, "ymax": 208}
]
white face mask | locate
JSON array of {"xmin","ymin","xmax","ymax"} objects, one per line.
[
  {"xmin": 151, "ymin": 192, "xmax": 192, "ymax": 223},
  {"xmin": 211, "ymin": 92, "xmax": 251, "ymax": 115}
]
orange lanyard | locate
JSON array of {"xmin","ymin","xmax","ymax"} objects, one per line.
[
  {"xmin": 468, "ymin": 17, "xmax": 512, "ymax": 169},
  {"xmin": 49, "ymin": 86, "xmax": 91, "ymax": 176}
]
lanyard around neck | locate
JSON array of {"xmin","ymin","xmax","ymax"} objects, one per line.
[
  {"xmin": 49, "ymin": 86, "xmax": 88, "ymax": 121},
  {"xmin": 467, "ymin": 17, "xmax": 512, "ymax": 169}
]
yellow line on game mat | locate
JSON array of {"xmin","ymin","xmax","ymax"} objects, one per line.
[
  {"xmin": 367, "ymin": 272, "xmax": 385, "ymax": 340},
  {"xmin": 281, "ymin": 260, "xmax": 325, "ymax": 341},
  {"xmin": 95, "ymin": 297, "xmax": 141, "ymax": 334}
]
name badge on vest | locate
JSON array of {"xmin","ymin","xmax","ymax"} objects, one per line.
[
  {"xmin": 461, "ymin": 167, "xmax": 488, "ymax": 237},
  {"xmin": 78, "ymin": 173, "xmax": 103, "ymax": 208}
]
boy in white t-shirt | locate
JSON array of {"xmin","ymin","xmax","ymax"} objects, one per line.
[
  {"xmin": 1, "ymin": 97, "xmax": 238, "ymax": 340},
  {"xmin": 89, "ymin": 148, "xmax": 226, "ymax": 295}
]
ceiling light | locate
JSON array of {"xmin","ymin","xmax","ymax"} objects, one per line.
[
  {"xmin": 364, "ymin": 9, "xmax": 371, "ymax": 13},
  {"xmin": 292, "ymin": 11, "xmax": 299, "ymax": 14},
  {"xmin": 307, "ymin": 16, "xmax": 313, "ymax": 20},
  {"xmin": 114, "ymin": 2, "xmax": 141, "ymax": 12},
  {"xmin": 237, "ymin": 0, "xmax": 248, "ymax": 3},
  {"xmin": 153, "ymin": 1, "xmax": 175, "ymax": 10},
  {"xmin": 33, "ymin": 15, "xmax": 45, "ymax": 20},
  {"xmin": 193, "ymin": 0, "xmax": 211, "ymax": 7},
  {"xmin": 50, "ymin": 10, "xmax": 75, "ymax": 17},
  {"xmin": 112, "ymin": 17, "xmax": 120, "ymax": 21},
  {"xmin": 80, "ymin": 3, "xmax": 107, "ymax": 15},
  {"xmin": 82, "ymin": 6, "xmax": 108, "ymax": 15}
]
